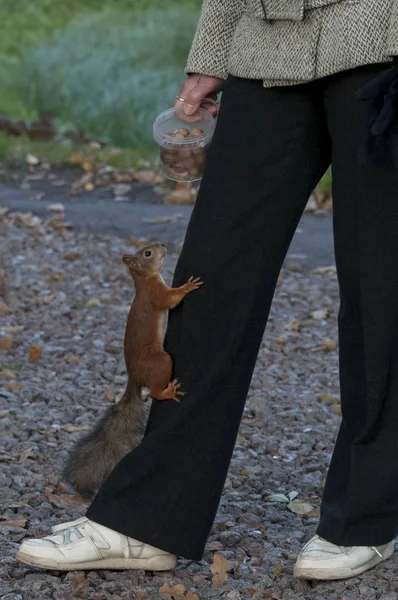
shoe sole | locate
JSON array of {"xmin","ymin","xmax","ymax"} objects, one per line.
[
  {"xmin": 15, "ymin": 551, "xmax": 177, "ymax": 571},
  {"xmin": 294, "ymin": 544, "xmax": 394, "ymax": 581}
]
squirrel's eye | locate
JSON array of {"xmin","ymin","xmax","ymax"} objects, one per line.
[{"xmin": 144, "ymin": 250, "xmax": 152, "ymax": 257}]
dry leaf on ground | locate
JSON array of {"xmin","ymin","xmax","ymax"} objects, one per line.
[
  {"xmin": 105, "ymin": 387, "xmax": 115, "ymax": 402},
  {"xmin": 210, "ymin": 553, "xmax": 229, "ymax": 588},
  {"xmin": 159, "ymin": 584, "xmax": 187, "ymax": 599},
  {"xmin": 18, "ymin": 447, "xmax": 36, "ymax": 462},
  {"xmin": 0, "ymin": 519, "xmax": 27, "ymax": 528},
  {"xmin": 44, "ymin": 492, "xmax": 86, "ymax": 510},
  {"xmin": 87, "ymin": 298, "xmax": 101, "ymax": 307},
  {"xmin": 318, "ymin": 393, "xmax": 340, "ymax": 405},
  {"xmin": 72, "ymin": 572, "xmax": 90, "ymax": 598},
  {"xmin": 142, "ymin": 214, "xmax": 184, "ymax": 224},
  {"xmin": 28, "ymin": 345, "xmax": 42, "ymax": 362},
  {"xmin": 26, "ymin": 153, "xmax": 40, "ymax": 166},
  {"xmin": 0, "ymin": 334, "xmax": 13, "ymax": 350},
  {"xmin": 47, "ymin": 203, "xmax": 65, "ymax": 212},
  {"xmin": 311, "ymin": 308, "xmax": 328, "ymax": 320},
  {"xmin": 4, "ymin": 382, "xmax": 24, "ymax": 392},
  {"xmin": 287, "ymin": 500, "xmax": 314, "ymax": 516}
]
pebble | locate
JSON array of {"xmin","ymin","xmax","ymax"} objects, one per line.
[{"xmin": 0, "ymin": 210, "xmax": 393, "ymax": 599}]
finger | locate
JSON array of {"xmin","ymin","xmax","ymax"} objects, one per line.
[{"xmin": 174, "ymin": 77, "xmax": 198, "ymax": 109}]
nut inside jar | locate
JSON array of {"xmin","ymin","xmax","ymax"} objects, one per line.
[{"xmin": 159, "ymin": 127, "xmax": 208, "ymax": 181}]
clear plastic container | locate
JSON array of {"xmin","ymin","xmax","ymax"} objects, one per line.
[{"xmin": 153, "ymin": 104, "xmax": 217, "ymax": 182}]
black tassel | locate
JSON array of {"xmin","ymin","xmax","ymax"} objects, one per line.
[{"xmin": 356, "ymin": 58, "xmax": 398, "ymax": 167}]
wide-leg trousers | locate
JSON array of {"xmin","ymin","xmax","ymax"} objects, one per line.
[{"xmin": 87, "ymin": 63, "xmax": 398, "ymax": 560}]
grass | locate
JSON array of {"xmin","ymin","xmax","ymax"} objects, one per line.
[
  {"xmin": 0, "ymin": 0, "xmax": 333, "ymax": 194},
  {"xmin": 0, "ymin": 1, "xmax": 201, "ymax": 154}
]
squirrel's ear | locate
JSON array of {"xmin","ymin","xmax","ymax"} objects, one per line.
[{"xmin": 122, "ymin": 254, "xmax": 137, "ymax": 268}]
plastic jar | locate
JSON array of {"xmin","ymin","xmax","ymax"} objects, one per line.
[{"xmin": 153, "ymin": 104, "xmax": 217, "ymax": 182}]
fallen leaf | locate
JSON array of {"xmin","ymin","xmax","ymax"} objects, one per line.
[
  {"xmin": 285, "ymin": 319, "xmax": 301, "ymax": 332},
  {"xmin": 63, "ymin": 251, "xmax": 82, "ymax": 262},
  {"xmin": 265, "ymin": 494, "xmax": 289, "ymax": 503},
  {"xmin": 44, "ymin": 491, "xmax": 85, "ymax": 509},
  {"xmin": 1, "ymin": 326, "xmax": 23, "ymax": 334},
  {"xmin": 332, "ymin": 404, "xmax": 342, "ymax": 416},
  {"xmin": 26, "ymin": 153, "xmax": 40, "ymax": 166},
  {"xmin": 28, "ymin": 345, "xmax": 42, "ymax": 362},
  {"xmin": 210, "ymin": 553, "xmax": 229, "ymax": 588},
  {"xmin": 125, "ymin": 236, "xmax": 151, "ymax": 247},
  {"xmin": 18, "ymin": 447, "xmax": 36, "ymax": 462},
  {"xmin": 311, "ymin": 265, "xmax": 337, "ymax": 275},
  {"xmin": 0, "ymin": 303, "xmax": 9, "ymax": 311},
  {"xmin": 105, "ymin": 387, "xmax": 114, "ymax": 402},
  {"xmin": 72, "ymin": 572, "xmax": 89, "ymax": 598},
  {"xmin": 67, "ymin": 355, "xmax": 83, "ymax": 364},
  {"xmin": 272, "ymin": 566, "xmax": 283, "ymax": 577},
  {"xmin": 47, "ymin": 203, "xmax": 65, "ymax": 212},
  {"xmin": 71, "ymin": 172, "xmax": 93, "ymax": 189},
  {"xmin": 0, "ymin": 519, "xmax": 27, "ymax": 528},
  {"xmin": 164, "ymin": 189, "xmax": 196, "ymax": 205},
  {"xmin": 312, "ymin": 337, "xmax": 337, "ymax": 352},
  {"xmin": 142, "ymin": 213, "xmax": 184, "ymax": 224},
  {"xmin": 0, "ymin": 369, "xmax": 16, "ymax": 380},
  {"xmin": 311, "ymin": 308, "xmax": 328, "ymax": 320},
  {"xmin": 87, "ymin": 298, "xmax": 101, "ymax": 307},
  {"xmin": 0, "ymin": 334, "xmax": 13, "ymax": 350},
  {"xmin": 288, "ymin": 500, "xmax": 314, "ymax": 516},
  {"xmin": 51, "ymin": 484, "xmax": 64, "ymax": 494},
  {"xmin": 318, "ymin": 393, "xmax": 340, "ymax": 405},
  {"xmin": 159, "ymin": 584, "xmax": 186, "ymax": 599},
  {"xmin": 133, "ymin": 170, "xmax": 163, "ymax": 184},
  {"xmin": 135, "ymin": 593, "xmax": 149, "ymax": 600},
  {"xmin": 4, "ymin": 382, "xmax": 24, "ymax": 392}
]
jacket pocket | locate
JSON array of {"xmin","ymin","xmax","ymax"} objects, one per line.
[
  {"xmin": 305, "ymin": 0, "xmax": 358, "ymax": 8},
  {"xmin": 247, "ymin": 0, "xmax": 304, "ymax": 20},
  {"xmin": 246, "ymin": 0, "xmax": 358, "ymax": 20}
]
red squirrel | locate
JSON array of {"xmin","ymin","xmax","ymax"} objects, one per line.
[{"xmin": 64, "ymin": 242, "xmax": 203, "ymax": 497}]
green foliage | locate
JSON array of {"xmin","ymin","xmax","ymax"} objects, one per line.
[
  {"xmin": 1, "ymin": 7, "xmax": 199, "ymax": 149},
  {"xmin": 0, "ymin": 0, "xmax": 201, "ymax": 57}
]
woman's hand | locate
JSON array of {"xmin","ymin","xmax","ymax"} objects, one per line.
[{"xmin": 175, "ymin": 74, "xmax": 225, "ymax": 117}]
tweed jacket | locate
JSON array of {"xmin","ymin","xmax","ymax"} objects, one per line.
[{"xmin": 185, "ymin": 0, "xmax": 398, "ymax": 86}]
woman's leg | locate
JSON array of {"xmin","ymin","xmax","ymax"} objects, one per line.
[
  {"xmin": 86, "ymin": 75, "xmax": 331, "ymax": 560},
  {"xmin": 317, "ymin": 63, "xmax": 398, "ymax": 546}
]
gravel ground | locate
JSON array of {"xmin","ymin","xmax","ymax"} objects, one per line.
[{"xmin": 1, "ymin": 207, "xmax": 398, "ymax": 600}]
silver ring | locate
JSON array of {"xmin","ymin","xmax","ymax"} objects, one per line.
[{"xmin": 176, "ymin": 95, "xmax": 186, "ymax": 102}]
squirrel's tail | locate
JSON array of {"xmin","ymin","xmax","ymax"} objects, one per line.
[{"xmin": 63, "ymin": 381, "xmax": 146, "ymax": 498}]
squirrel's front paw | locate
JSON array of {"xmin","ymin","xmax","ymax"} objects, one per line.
[{"xmin": 184, "ymin": 276, "xmax": 204, "ymax": 292}]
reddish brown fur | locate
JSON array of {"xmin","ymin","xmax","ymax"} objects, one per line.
[
  {"xmin": 64, "ymin": 242, "xmax": 203, "ymax": 496},
  {"xmin": 123, "ymin": 244, "xmax": 203, "ymax": 401}
]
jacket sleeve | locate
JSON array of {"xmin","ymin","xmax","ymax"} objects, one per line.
[
  {"xmin": 185, "ymin": 0, "xmax": 245, "ymax": 79},
  {"xmin": 386, "ymin": 0, "xmax": 398, "ymax": 55}
]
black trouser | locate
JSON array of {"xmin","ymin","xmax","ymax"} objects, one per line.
[{"xmin": 87, "ymin": 63, "xmax": 398, "ymax": 560}]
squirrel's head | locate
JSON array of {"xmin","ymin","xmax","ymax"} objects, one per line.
[{"xmin": 122, "ymin": 243, "xmax": 166, "ymax": 277}]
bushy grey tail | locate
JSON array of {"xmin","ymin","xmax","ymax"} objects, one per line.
[{"xmin": 63, "ymin": 381, "xmax": 146, "ymax": 498}]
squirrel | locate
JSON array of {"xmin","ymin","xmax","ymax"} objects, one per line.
[{"xmin": 63, "ymin": 242, "xmax": 203, "ymax": 497}]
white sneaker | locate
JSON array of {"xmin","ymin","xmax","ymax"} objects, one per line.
[
  {"xmin": 294, "ymin": 535, "xmax": 395, "ymax": 580},
  {"xmin": 51, "ymin": 517, "xmax": 86, "ymax": 533},
  {"xmin": 16, "ymin": 517, "xmax": 177, "ymax": 571}
]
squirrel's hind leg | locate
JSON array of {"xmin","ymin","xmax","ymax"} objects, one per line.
[{"xmin": 143, "ymin": 351, "xmax": 185, "ymax": 403}]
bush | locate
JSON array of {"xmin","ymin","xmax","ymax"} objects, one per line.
[{"xmin": 11, "ymin": 7, "xmax": 199, "ymax": 148}]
